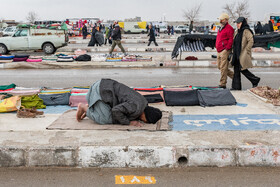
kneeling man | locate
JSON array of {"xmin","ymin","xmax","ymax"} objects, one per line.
[{"xmin": 76, "ymin": 79, "xmax": 162, "ymax": 126}]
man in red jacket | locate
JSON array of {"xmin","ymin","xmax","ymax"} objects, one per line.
[{"xmin": 216, "ymin": 13, "xmax": 234, "ymax": 89}]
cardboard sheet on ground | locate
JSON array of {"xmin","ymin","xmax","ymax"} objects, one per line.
[{"xmin": 47, "ymin": 109, "xmax": 171, "ymax": 131}]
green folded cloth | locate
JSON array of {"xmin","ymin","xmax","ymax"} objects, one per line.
[
  {"xmin": 0, "ymin": 83, "xmax": 16, "ymax": 90},
  {"xmin": 21, "ymin": 95, "xmax": 46, "ymax": 109},
  {"xmin": 268, "ymin": 41, "xmax": 280, "ymax": 49}
]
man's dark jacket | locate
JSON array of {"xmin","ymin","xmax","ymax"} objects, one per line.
[
  {"xmin": 99, "ymin": 79, "xmax": 148, "ymax": 125},
  {"xmin": 111, "ymin": 28, "xmax": 122, "ymax": 40},
  {"xmin": 148, "ymin": 28, "xmax": 156, "ymax": 41}
]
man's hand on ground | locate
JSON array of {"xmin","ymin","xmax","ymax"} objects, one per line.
[{"xmin": 129, "ymin": 121, "xmax": 144, "ymax": 127}]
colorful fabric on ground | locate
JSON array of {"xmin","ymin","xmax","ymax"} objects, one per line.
[
  {"xmin": 13, "ymin": 57, "xmax": 28, "ymax": 62},
  {"xmin": 0, "ymin": 56, "xmax": 14, "ymax": 60},
  {"xmin": 0, "ymin": 96, "xmax": 21, "ymax": 113},
  {"xmin": 26, "ymin": 59, "xmax": 43, "ymax": 62},
  {"xmin": 134, "ymin": 88, "xmax": 163, "ymax": 91},
  {"xmin": 0, "ymin": 60, "xmax": 13, "ymax": 63},
  {"xmin": 0, "ymin": 83, "xmax": 16, "ymax": 91},
  {"xmin": 69, "ymin": 88, "xmax": 89, "ymax": 107},
  {"xmin": 21, "ymin": 95, "xmax": 46, "ymax": 109}
]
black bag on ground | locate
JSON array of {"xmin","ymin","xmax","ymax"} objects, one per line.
[
  {"xmin": 197, "ymin": 89, "xmax": 236, "ymax": 107},
  {"xmin": 144, "ymin": 94, "xmax": 164, "ymax": 103},
  {"xmin": 75, "ymin": 54, "xmax": 91, "ymax": 61},
  {"xmin": 164, "ymin": 90, "xmax": 199, "ymax": 106}
]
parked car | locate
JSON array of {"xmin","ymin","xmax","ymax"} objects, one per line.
[
  {"xmin": 159, "ymin": 25, "xmax": 168, "ymax": 33},
  {"xmin": 0, "ymin": 27, "xmax": 68, "ymax": 54},
  {"xmin": 175, "ymin": 25, "xmax": 189, "ymax": 33},
  {"xmin": 2, "ymin": 26, "xmax": 17, "ymax": 37}
]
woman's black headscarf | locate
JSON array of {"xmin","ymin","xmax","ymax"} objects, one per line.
[{"xmin": 232, "ymin": 17, "xmax": 254, "ymax": 66}]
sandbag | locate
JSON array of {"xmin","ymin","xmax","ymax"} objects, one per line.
[
  {"xmin": 164, "ymin": 90, "xmax": 199, "ymax": 106},
  {"xmin": 197, "ymin": 89, "xmax": 236, "ymax": 107}
]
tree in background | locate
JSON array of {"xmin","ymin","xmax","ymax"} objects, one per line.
[
  {"xmin": 183, "ymin": 3, "xmax": 202, "ymax": 24},
  {"xmin": 223, "ymin": 0, "xmax": 250, "ymax": 22},
  {"xmin": 26, "ymin": 11, "xmax": 38, "ymax": 24}
]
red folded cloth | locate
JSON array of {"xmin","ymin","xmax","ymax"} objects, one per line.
[{"xmin": 185, "ymin": 56, "xmax": 198, "ymax": 60}]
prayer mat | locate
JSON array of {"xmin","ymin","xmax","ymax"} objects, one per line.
[{"xmin": 47, "ymin": 109, "xmax": 171, "ymax": 131}]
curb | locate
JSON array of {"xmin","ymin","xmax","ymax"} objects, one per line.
[
  {"xmin": 1, "ymin": 145, "xmax": 280, "ymax": 168},
  {"xmin": 1, "ymin": 60, "xmax": 279, "ymax": 69}
]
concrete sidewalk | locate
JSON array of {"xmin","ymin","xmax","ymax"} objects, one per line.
[{"xmin": 0, "ymin": 91, "xmax": 279, "ymax": 168}]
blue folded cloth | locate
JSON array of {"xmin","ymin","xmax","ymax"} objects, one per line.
[{"xmin": 0, "ymin": 56, "xmax": 14, "ymax": 60}]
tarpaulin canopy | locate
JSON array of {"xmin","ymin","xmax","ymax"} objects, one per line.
[{"xmin": 171, "ymin": 33, "xmax": 280, "ymax": 59}]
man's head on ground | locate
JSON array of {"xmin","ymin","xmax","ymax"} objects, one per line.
[
  {"xmin": 141, "ymin": 106, "xmax": 162, "ymax": 124},
  {"xmin": 219, "ymin": 13, "xmax": 229, "ymax": 26}
]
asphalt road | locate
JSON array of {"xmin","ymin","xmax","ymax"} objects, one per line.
[
  {"xmin": 0, "ymin": 68, "xmax": 279, "ymax": 89},
  {"xmin": 1, "ymin": 167, "xmax": 280, "ymax": 187}
]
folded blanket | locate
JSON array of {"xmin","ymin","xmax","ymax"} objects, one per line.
[
  {"xmin": 0, "ymin": 56, "xmax": 14, "ymax": 60},
  {"xmin": 13, "ymin": 57, "xmax": 28, "ymax": 62},
  {"xmin": 0, "ymin": 59, "xmax": 13, "ymax": 63},
  {"xmin": 57, "ymin": 58, "xmax": 74, "ymax": 62},
  {"xmin": 14, "ymin": 55, "xmax": 30, "ymax": 58},
  {"xmin": 26, "ymin": 59, "xmax": 42, "ymax": 62}
]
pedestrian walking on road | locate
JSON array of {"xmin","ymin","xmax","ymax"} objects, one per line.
[
  {"xmin": 76, "ymin": 79, "xmax": 162, "ymax": 126},
  {"xmin": 88, "ymin": 26, "xmax": 98, "ymax": 46},
  {"xmin": 254, "ymin": 21, "xmax": 263, "ymax": 35},
  {"xmin": 147, "ymin": 25, "xmax": 158, "ymax": 46},
  {"xmin": 215, "ymin": 13, "xmax": 234, "ymax": 89},
  {"xmin": 167, "ymin": 25, "xmax": 171, "ymax": 35},
  {"xmin": 104, "ymin": 27, "xmax": 110, "ymax": 45},
  {"xmin": 82, "ymin": 24, "xmax": 88, "ymax": 39},
  {"xmin": 189, "ymin": 21, "xmax": 194, "ymax": 34},
  {"xmin": 109, "ymin": 24, "xmax": 126, "ymax": 55},
  {"xmin": 231, "ymin": 17, "xmax": 260, "ymax": 90},
  {"xmin": 171, "ymin": 25, "xmax": 174, "ymax": 35}
]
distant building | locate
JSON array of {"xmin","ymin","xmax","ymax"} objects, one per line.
[
  {"xmin": 124, "ymin": 17, "xmax": 142, "ymax": 22},
  {"xmin": 1, "ymin": 20, "xmax": 18, "ymax": 27}
]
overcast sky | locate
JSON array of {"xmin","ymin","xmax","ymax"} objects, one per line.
[{"xmin": 0, "ymin": 0, "xmax": 279, "ymax": 22}]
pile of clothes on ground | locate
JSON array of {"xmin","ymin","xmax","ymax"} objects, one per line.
[
  {"xmin": 105, "ymin": 53, "xmax": 152, "ymax": 62},
  {"xmin": 0, "ymin": 55, "xmax": 43, "ymax": 63},
  {"xmin": 0, "ymin": 83, "xmax": 239, "ymax": 118},
  {"xmin": 0, "ymin": 52, "xmax": 153, "ymax": 63},
  {"xmin": 250, "ymin": 86, "xmax": 280, "ymax": 106}
]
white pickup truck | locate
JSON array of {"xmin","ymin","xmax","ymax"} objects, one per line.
[{"xmin": 0, "ymin": 28, "xmax": 68, "ymax": 54}]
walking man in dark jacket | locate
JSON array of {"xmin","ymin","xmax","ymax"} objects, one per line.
[
  {"xmin": 109, "ymin": 24, "xmax": 126, "ymax": 55},
  {"xmin": 216, "ymin": 13, "xmax": 234, "ymax": 89},
  {"xmin": 76, "ymin": 79, "xmax": 162, "ymax": 126},
  {"xmin": 82, "ymin": 24, "xmax": 88, "ymax": 39},
  {"xmin": 148, "ymin": 25, "xmax": 158, "ymax": 46}
]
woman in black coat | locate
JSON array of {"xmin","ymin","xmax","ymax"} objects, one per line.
[
  {"xmin": 82, "ymin": 24, "xmax": 88, "ymax": 39},
  {"xmin": 147, "ymin": 25, "xmax": 158, "ymax": 46},
  {"xmin": 88, "ymin": 26, "xmax": 97, "ymax": 46}
]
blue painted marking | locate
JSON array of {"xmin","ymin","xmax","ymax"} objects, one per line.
[
  {"xmin": 171, "ymin": 114, "xmax": 280, "ymax": 131},
  {"xmin": 236, "ymin": 103, "xmax": 248, "ymax": 107}
]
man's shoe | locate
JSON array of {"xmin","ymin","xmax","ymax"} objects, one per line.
[
  {"xmin": 253, "ymin": 77, "xmax": 261, "ymax": 88},
  {"xmin": 218, "ymin": 85, "xmax": 226, "ymax": 89}
]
